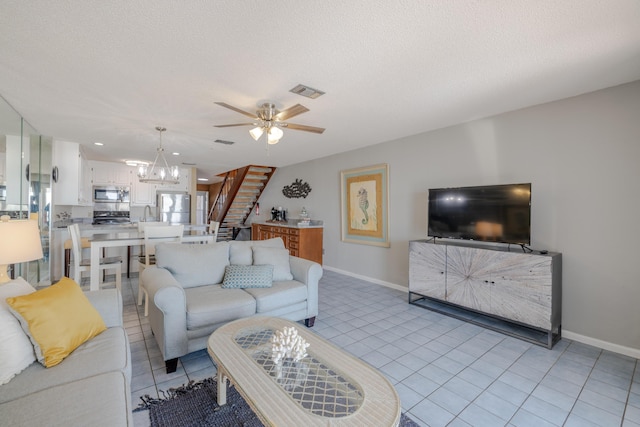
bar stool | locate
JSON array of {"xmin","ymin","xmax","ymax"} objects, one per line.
[
  {"xmin": 64, "ymin": 237, "xmax": 91, "ymax": 277},
  {"xmin": 68, "ymin": 224, "xmax": 122, "ymax": 290}
]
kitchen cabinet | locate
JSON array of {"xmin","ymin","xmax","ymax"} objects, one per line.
[
  {"xmin": 252, "ymin": 222, "xmax": 323, "ymax": 264},
  {"xmin": 52, "ymin": 140, "xmax": 91, "ymax": 206},
  {"xmin": 131, "ymin": 179, "xmax": 156, "ymax": 207},
  {"xmin": 91, "ymin": 160, "xmax": 132, "ymax": 186},
  {"xmin": 409, "ymin": 240, "xmax": 562, "ymax": 348}
]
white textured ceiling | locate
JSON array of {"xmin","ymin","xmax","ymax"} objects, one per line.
[{"xmin": 1, "ymin": 1, "xmax": 640, "ymax": 180}]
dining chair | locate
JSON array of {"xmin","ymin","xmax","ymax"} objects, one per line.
[
  {"xmin": 207, "ymin": 221, "xmax": 220, "ymax": 242},
  {"xmin": 137, "ymin": 224, "xmax": 184, "ymax": 316},
  {"xmin": 68, "ymin": 223, "xmax": 122, "ymax": 290}
]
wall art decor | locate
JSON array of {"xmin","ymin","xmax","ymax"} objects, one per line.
[
  {"xmin": 282, "ymin": 179, "xmax": 312, "ymax": 198},
  {"xmin": 340, "ymin": 163, "xmax": 389, "ymax": 247}
]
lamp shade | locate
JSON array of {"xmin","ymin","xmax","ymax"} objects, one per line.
[{"xmin": 0, "ymin": 217, "xmax": 43, "ymax": 284}]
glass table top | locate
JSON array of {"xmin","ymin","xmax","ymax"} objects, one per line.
[{"xmin": 234, "ymin": 326, "xmax": 364, "ymax": 418}]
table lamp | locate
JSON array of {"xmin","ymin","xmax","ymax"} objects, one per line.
[{"xmin": 0, "ymin": 215, "xmax": 43, "ymax": 284}]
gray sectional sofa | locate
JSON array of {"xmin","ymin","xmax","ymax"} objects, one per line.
[
  {"xmin": 141, "ymin": 238, "xmax": 323, "ymax": 373},
  {"xmin": 0, "ymin": 289, "xmax": 132, "ymax": 426}
]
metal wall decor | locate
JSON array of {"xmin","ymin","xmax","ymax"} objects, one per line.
[{"xmin": 282, "ymin": 179, "xmax": 312, "ymax": 198}]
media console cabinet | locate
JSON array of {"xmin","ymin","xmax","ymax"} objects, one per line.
[{"xmin": 409, "ymin": 239, "xmax": 562, "ymax": 348}]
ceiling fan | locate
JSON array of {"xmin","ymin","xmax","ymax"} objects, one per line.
[{"xmin": 214, "ymin": 102, "xmax": 325, "ymax": 145}]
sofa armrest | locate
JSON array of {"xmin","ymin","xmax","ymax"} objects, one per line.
[
  {"xmin": 289, "ymin": 256, "xmax": 323, "ymax": 319},
  {"xmin": 142, "ymin": 266, "xmax": 188, "ymax": 361},
  {"xmin": 84, "ymin": 289, "xmax": 123, "ymax": 328}
]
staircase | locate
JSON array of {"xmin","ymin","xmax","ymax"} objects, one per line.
[{"xmin": 208, "ymin": 165, "xmax": 275, "ymax": 240}]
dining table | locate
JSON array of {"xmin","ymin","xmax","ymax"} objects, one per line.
[{"xmin": 89, "ymin": 229, "xmax": 215, "ymax": 291}]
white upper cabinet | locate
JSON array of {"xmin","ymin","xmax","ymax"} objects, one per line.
[
  {"xmin": 52, "ymin": 140, "xmax": 91, "ymax": 206},
  {"xmin": 90, "ymin": 161, "xmax": 132, "ymax": 186},
  {"xmin": 0, "ymin": 152, "xmax": 6, "ymax": 184}
]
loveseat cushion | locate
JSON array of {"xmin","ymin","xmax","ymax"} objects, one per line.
[
  {"xmin": 185, "ymin": 285, "xmax": 256, "ymax": 330},
  {"xmin": 156, "ymin": 241, "xmax": 230, "ymax": 288},
  {"xmin": 0, "ymin": 371, "xmax": 131, "ymax": 427},
  {"xmin": 242, "ymin": 280, "xmax": 308, "ymax": 313},
  {"xmin": 0, "ymin": 278, "xmax": 36, "ymax": 386},
  {"xmin": 252, "ymin": 247, "xmax": 293, "ymax": 281},
  {"xmin": 228, "ymin": 237, "xmax": 286, "ymax": 265},
  {"xmin": 0, "ymin": 326, "xmax": 130, "ymax": 404}
]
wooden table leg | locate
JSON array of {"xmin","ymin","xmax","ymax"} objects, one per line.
[{"xmin": 217, "ymin": 371, "xmax": 228, "ymax": 406}]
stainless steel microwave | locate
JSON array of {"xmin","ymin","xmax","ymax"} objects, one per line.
[{"xmin": 93, "ymin": 186, "xmax": 130, "ymax": 203}]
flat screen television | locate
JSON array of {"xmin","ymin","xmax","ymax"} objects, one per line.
[{"xmin": 428, "ymin": 183, "xmax": 531, "ymax": 245}]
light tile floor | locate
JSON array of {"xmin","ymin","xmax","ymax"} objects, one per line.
[{"xmin": 119, "ymin": 270, "xmax": 640, "ymax": 427}]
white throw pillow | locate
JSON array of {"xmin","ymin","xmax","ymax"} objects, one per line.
[
  {"xmin": 252, "ymin": 247, "xmax": 293, "ymax": 281},
  {"xmin": 0, "ymin": 277, "xmax": 37, "ymax": 385}
]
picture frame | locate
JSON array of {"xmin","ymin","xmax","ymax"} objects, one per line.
[{"xmin": 340, "ymin": 163, "xmax": 390, "ymax": 247}]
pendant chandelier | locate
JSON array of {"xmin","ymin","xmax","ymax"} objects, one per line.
[{"xmin": 137, "ymin": 126, "xmax": 180, "ymax": 184}]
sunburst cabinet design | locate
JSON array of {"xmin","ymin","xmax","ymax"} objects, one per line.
[{"xmin": 409, "ymin": 240, "xmax": 562, "ymax": 348}]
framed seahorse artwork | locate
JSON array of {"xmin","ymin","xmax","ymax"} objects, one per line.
[{"xmin": 340, "ymin": 163, "xmax": 389, "ymax": 247}]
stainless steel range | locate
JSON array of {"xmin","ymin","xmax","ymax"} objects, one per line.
[{"xmin": 93, "ymin": 210, "xmax": 131, "ymax": 225}]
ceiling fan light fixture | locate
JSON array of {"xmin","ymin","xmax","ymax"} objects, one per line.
[
  {"xmin": 249, "ymin": 126, "xmax": 264, "ymax": 141},
  {"xmin": 267, "ymin": 126, "xmax": 283, "ymax": 144},
  {"xmin": 137, "ymin": 126, "xmax": 180, "ymax": 185}
]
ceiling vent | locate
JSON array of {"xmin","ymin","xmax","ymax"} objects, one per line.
[
  {"xmin": 181, "ymin": 162, "xmax": 196, "ymax": 166},
  {"xmin": 214, "ymin": 139, "xmax": 235, "ymax": 145},
  {"xmin": 290, "ymin": 84, "xmax": 325, "ymax": 99}
]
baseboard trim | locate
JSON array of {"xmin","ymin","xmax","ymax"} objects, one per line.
[
  {"xmin": 322, "ymin": 265, "xmax": 407, "ymax": 292},
  {"xmin": 561, "ymin": 330, "xmax": 640, "ymax": 359},
  {"xmin": 321, "ymin": 265, "xmax": 640, "ymax": 359}
]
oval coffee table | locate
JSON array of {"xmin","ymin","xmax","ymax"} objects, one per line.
[{"xmin": 208, "ymin": 316, "xmax": 401, "ymax": 426}]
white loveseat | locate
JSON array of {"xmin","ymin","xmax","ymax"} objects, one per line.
[
  {"xmin": 141, "ymin": 238, "xmax": 322, "ymax": 373},
  {"xmin": 0, "ymin": 284, "xmax": 132, "ymax": 426}
]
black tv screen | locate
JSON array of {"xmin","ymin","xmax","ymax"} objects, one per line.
[{"xmin": 428, "ymin": 183, "xmax": 531, "ymax": 245}]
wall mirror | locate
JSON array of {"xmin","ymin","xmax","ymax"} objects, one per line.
[{"xmin": 0, "ymin": 95, "xmax": 51, "ymax": 286}]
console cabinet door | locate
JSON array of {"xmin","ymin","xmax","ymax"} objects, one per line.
[
  {"xmin": 409, "ymin": 241, "xmax": 446, "ymax": 299},
  {"xmin": 488, "ymin": 252, "xmax": 552, "ymax": 330},
  {"xmin": 445, "ymin": 245, "xmax": 493, "ymax": 313}
]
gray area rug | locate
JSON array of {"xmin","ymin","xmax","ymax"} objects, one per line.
[{"xmin": 135, "ymin": 377, "xmax": 420, "ymax": 427}]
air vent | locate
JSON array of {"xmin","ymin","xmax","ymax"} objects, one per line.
[
  {"xmin": 182, "ymin": 162, "xmax": 196, "ymax": 166},
  {"xmin": 214, "ymin": 139, "xmax": 235, "ymax": 145},
  {"xmin": 290, "ymin": 84, "xmax": 325, "ymax": 99}
]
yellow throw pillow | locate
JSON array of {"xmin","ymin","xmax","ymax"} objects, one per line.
[{"xmin": 6, "ymin": 277, "xmax": 107, "ymax": 368}]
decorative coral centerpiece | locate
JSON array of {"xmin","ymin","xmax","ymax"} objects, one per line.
[{"xmin": 271, "ymin": 326, "xmax": 310, "ymax": 365}]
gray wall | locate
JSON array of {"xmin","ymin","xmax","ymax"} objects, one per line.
[{"xmin": 251, "ymin": 80, "xmax": 640, "ymax": 354}]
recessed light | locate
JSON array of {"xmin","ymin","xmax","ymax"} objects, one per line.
[
  {"xmin": 197, "ymin": 178, "xmax": 209, "ymax": 182},
  {"xmin": 94, "ymin": 142, "xmax": 104, "ymax": 146},
  {"xmin": 172, "ymin": 152, "xmax": 179, "ymax": 156}
]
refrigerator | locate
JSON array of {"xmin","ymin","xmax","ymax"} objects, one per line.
[{"xmin": 157, "ymin": 191, "xmax": 191, "ymax": 224}]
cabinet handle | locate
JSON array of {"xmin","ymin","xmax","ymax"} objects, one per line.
[
  {"xmin": 52, "ymin": 166, "xmax": 59, "ymax": 183},
  {"xmin": 25, "ymin": 164, "xmax": 30, "ymax": 181}
]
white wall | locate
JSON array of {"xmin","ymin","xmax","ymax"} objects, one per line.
[{"xmin": 251, "ymin": 81, "xmax": 640, "ymax": 354}]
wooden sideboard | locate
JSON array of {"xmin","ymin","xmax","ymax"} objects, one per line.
[{"xmin": 252, "ymin": 223, "xmax": 323, "ymax": 265}]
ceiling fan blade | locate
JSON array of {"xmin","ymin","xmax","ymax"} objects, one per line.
[
  {"xmin": 214, "ymin": 123, "xmax": 255, "ymax": 128},
  {"xmin": 275, "ymin": 104, "xmax": 309, "ymax": 121},
  {"xmin": 283, "ymin": 123, "xmax": 325, "ymax": 134},
  {"xmin": 214, "ymin": 102, "xmax": 258, "ymax": 119}
]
